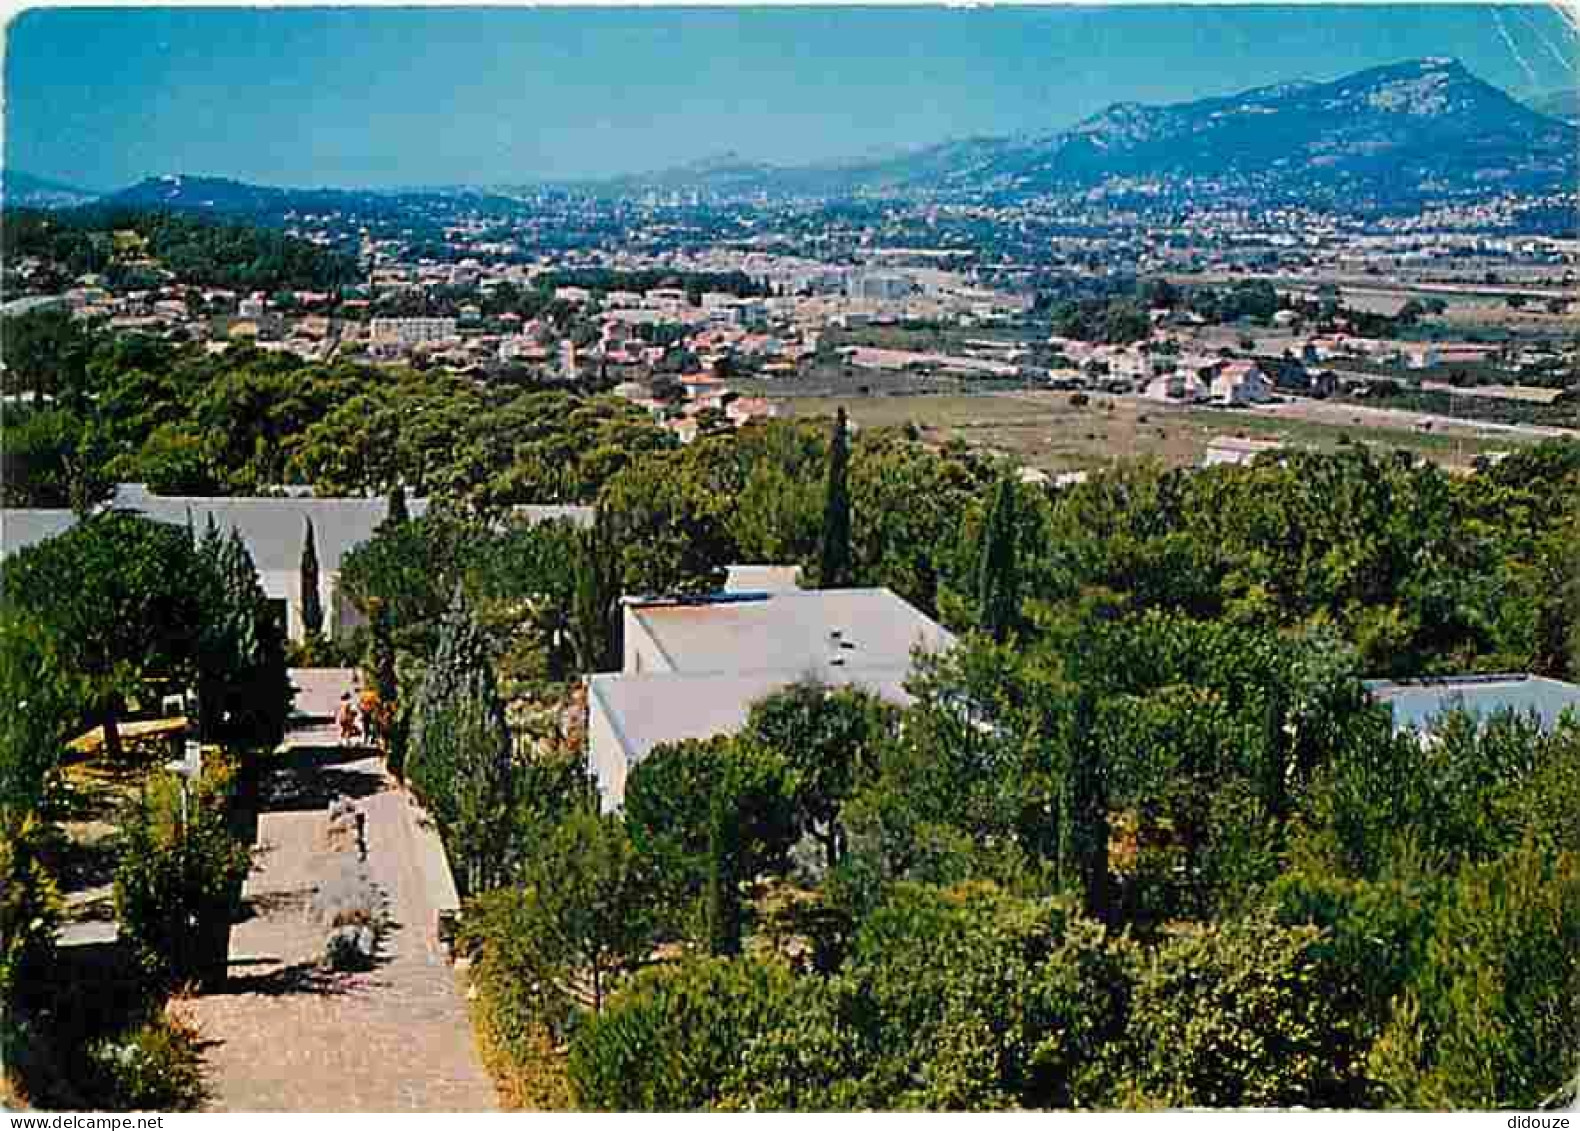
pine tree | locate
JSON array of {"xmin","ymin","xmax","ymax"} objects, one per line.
[
  {"xmin": 817, "ymin": 407, "xmax": 853, "ymax": 589},
  {"xmin": 300, "ymin": 517, "xmax": 323, "ymax": 642},
  {"xmin": 408, "ymin": 588, "xmax": 514, "ymax": 894},
  {"xmin": 975, "ymin": 476, "xmax": 1021, "ymax": 644}
]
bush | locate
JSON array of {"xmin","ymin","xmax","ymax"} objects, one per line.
[
  {"xmin": 115, "ymin": 770, "xmax": 251, "ymax": 989},
  {"xmin": 0, "ymin": 818, "xmax": 61, "ymax": 1009},
  {"xmin": 1368, "ymin": 842, "xmax": 1580, "ymax": 1109},
  {"xmin": 84, "ymin": 1006, "xmax": 208, "ymax": 1112},
  {"xmin": 835, "ymin": 882, "xmax": 1128, "ymax": 1110},
  {"xmin": 568, "ymin": 955, "xmax": 804, "ymax": 1111},
  {"xmin": 1119, "ymin": 911, "xmax": 1363, "ymax": 1108}
]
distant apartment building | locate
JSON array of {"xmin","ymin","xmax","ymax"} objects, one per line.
[
  {"xmin": 848, "ymin": 272, "xmax": 915, "ymax": 302},
  {"xmin": 369, "ymin": 317, "xmax": 459, "ymax": 347}
]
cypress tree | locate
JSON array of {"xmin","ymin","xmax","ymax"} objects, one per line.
[
  {"xmin": 300, "ymin": 517, "xmax": 323, "ymax": 642},
  {"xmin": 817, "ymin": 407, "xmax": 853, "ymax": 589},
  {"xmin": 975, "ymin": 476, "xmax": 1021, "ymax": 644},
  {"xmin": 408, "ymin": 588, "xmax": 514, "ymax": 894},
  {"xmin": 386, "ymin": 482, "xmax": 409, "ymax": 527},
  {"xmin": 703, "ymin": 792, "xmax": 742, "ymax": 956},
  {"xmin": 571, "ymin": 510, "xmax": 621, "ymax": 673}
]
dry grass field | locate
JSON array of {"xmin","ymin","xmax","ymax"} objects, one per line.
[{"xmin": 779, "ymin": 390, "xmax": 1547, "ymax": 473}]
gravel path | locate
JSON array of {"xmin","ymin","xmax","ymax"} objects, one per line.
[{"xmin": 183, "ymin": 670, "xmax": 497, "ymax": 1112}]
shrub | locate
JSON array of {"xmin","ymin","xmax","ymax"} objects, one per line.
[
  {"xmin": 1368, "ymin": 842, "xmax": 1580, "ymax": 1109},
  {"xmin": 568, "ymin": 955, "xmax": 804, "ymax": 1111},
  {"xmin": 1120, "ymin": 911, "xmax": 1363, "ymax": 1108},
  {"xmin": 0, "ymin": 818, "xmax": 61, "ymax": 1009},
  {"xmin": 85, "ymin": 1006, "xmax": 208, "ymax": 1112},
  {"xmin": 836, "ymin": 882, "xmax": 1128, "ymax": 1110},
  {"xmin": 115, "ymin": 770, "xmax": 251, "ymax": 989}
]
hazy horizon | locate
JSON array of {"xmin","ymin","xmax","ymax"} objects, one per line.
[{"xmin": 4, "ymin": 4, "xmax": 1576, "ymax": 192}]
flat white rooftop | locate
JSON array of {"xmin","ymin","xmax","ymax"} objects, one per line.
[
  {"xmin": 1364, "ymin": 674, "xmax": 1580, "ymax": 733},
  {"xmin": 626, "ymin": 587, "xmax": 953, "ymax": 676},
  {"xmin": 589, "ymin": 665, "xmax": 914, "ymax": 766}
]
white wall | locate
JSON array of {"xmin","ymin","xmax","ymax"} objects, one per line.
[
  {"xmin": 621, "ymin": 607, "xmax": 674, "ymax": 675},
  {"xmin": 257, "ymin": 568, "xmax": 341, "ymax": 644},
  {"xmin": 585, "ymin": 682, "xmax": 629, "ymax": 811}
]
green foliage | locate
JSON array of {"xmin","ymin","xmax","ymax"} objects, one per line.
[
  {"xmin": 1047, "ymin": 296, "xmax": 1150, "ymax": 345},
  {"xmin": 340, "ymin": 508, "xmax": 490, "ymax": 654},
  {"xmin": 3, "ymin": 511, "xmax": 209, "ymax": 759},
  {"xmin": 0, "ymin": 308, "xmax": 94, "ymax": 409},
  {"xmin": 83, "ymin": 1009, "xmax": 209, "ymax": 1112},
  {"xmin": 195, "ymin": 522, "xmax": 291, "ymax": 746},
  {"xmin": 1300, "ymin": 709, "xmax": 1570, "ymax": 881},
  {"xmin": 0, "ymin": 405, "xmax": 112, "ymax": 510},
  {"xmin": 461, "ymin": 809, "xmax": 657, "ymax": 1027},
  {"xmin": 1120, "ymin": 913, "xmax": 1364, "ymax": 1108},
  {"xmin": 0, "ymin": 818, "xmax": 61, "ymax": 1011},
  {"xmin": 975, "ymin": 476, "xmax": 1022, "ymax": 643},
  {"xmin": 832, "ymin": 882, "xmax": 1129, "ymax": 1110},
  {"xmin": 1368, "ymin": 841, "xmax": 1580, "ymax": 1109},
  {"xmin": 743, "ymin": 681, "xmax": 898, "ymax": 872},
  {"xmin": 0, "ymin": 610, "xmax": 82, "ymax": 829},
  {"xmin": 568, "ymin": 955, "xmax": 803, "ymax": 1111},
  {"xmin": 407, "ymin": 589, "xmax": 515, "ymax": 894},
  {"xmin": 623, "ymin": 735, "xmax": 797, "ymax": 925},
  {"xmin": 299, "ymin": 517, "xmax": 323, "ymax": 640},
  {"xmin": 570, "ymin": 511, "xmax": 622, "ymax": 674},
  {"xmin": 114, "ymin": 769, "xmax": 251, "ymax": 989},
  {"xmin": 598, "ymin": 451, "xmax": 732, "ymax": 595}
]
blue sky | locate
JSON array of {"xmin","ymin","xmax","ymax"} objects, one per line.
[{"xmin": 4, "ymin": 5, "xmax": 1575, "ymax": 190}]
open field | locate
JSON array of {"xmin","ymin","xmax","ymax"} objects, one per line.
[{"xmin": 776, "ymin": 390, "xmax": 1556, "ymax": 473}]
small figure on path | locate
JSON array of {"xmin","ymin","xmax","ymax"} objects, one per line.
[
  {"xmin": 337, "ymin": 693, "xmax": 360, "ymax": 746},
  {"xmin": 358, "ymin": 687, "xmax": 380, "ymax": 749}
]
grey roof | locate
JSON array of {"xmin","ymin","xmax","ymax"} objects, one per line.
[
  {"xmin": 590, "ymin": 666, "xmax": 916, "ymax": 764},
  {"xmin": 108, "ymin": 484, "xmax": 430, "ymax": 574},
  {"xmin": 1, "ymin": 509, "xmax": 79, "ymax": 559},
  {"xmin": 628, "ymin": 587, "xmax": 954, "ymax": 676},
  {"xmin": 1365, "ymin": 674, "xmax": 1580, "ymax": 734},
  {"xmin": 4, "ymin": 487, "xmax": 595, "ymax": 570}
]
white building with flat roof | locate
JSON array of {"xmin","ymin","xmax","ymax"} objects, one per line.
[
  {"xmin": 370, "ymin": 317, "xmax": 458, "ymax": 347},
  {"xmin": 586, "ymin": 587, "xmax": 953, "ymax": 807}
]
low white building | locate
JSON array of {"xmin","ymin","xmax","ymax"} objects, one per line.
[
  {"xmin": 1211, "ymin": 361, "xmax": 1274, "ymax": 406},
  {"xmin": 586, "ymin": 587, "xmax": 953, "ymax": 808},
  {"xmin": 1203, "ymin": 435, "xmax": 1285, "ymax": 467}
]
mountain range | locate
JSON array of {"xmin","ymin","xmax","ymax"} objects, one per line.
[
  {"xmin": 569, "ymin": 58, "xmax": 1576, "ymax": 203},
  {"xmin": 9, "ymin": 58, "xmax": 1575, "ymax": 213}
]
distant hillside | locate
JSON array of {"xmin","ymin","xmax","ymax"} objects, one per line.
[
  {"xmin": 1, "ymin": 170, "xmax": 100, "ymax": 208},
  {"xmin": 101, "ymin": 173, "xmax": 526, "ymax": 233},
  {"xmin": 579, "ymin": 58, "xmax": 1577, "ymax": 204},
  {"xmin": 2, "ymin": 203, "xmax": 360, "ymax": 293}
]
